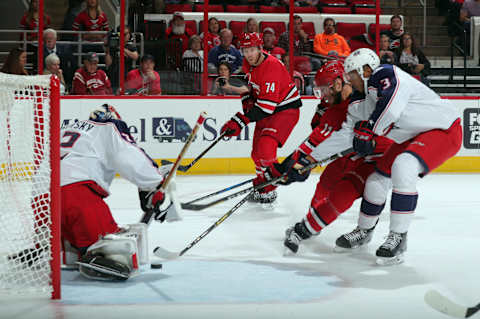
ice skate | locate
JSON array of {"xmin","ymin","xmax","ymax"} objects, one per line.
[
  {"xmin": 375, "ymin": 231, "xmax": 407, "ymax": 266},
  {"xmin": 334, "ymin": 225, "xmax": 375, "ymax": 252},
  {"xmin": 283, "ymin": 222, "xmax": 312, "ymax": 255}
]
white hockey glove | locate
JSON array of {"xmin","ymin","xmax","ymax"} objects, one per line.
[{"xmin": 138, "ymin": 187, "xmax": 172, "ymax": 222}]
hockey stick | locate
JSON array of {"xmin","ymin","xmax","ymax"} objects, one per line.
[
  {"xmin": 181, "ymin": 148, "xmax": 354, "ymax": 211},
  {"xmin": 153, "ymin": 190, "xmax": 255, "ymax": 260},
  {"xmin": 161, "ymin": 131, "xmax": 228, "ymax": 172},
  {"xmin": 425, "ymin": 290, "xmax": 480, "ymax": 318},
  {"xmin": 180, "ymin": 177, "xmax": 254, "ymax": 207},
  {"xmin": 140, "ymin": 112, "xmax": 207, "ymax": 224}
]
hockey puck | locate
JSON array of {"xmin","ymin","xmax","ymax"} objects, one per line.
[{"xmin": 151, "ymin": 263, "xmax": 163, "ymax": 269}]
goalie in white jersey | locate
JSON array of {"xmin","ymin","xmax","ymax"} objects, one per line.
[
  {"xmin": 61, "ymin": 104, "xmax": 174, "ymax": 280},
  {"xmin": 302, "ymin": 48, "xmax": 462, "ymax": 265}
]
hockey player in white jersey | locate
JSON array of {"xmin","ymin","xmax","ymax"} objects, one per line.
[
  {"xmin": 61, "ymin": 104, "xmax": 175, "ymax": 280},
  {"xmin": 299, "ymin": 48, "xmax": 462, "ymax": 265}
]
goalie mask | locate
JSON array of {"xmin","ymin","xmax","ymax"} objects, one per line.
[{"xmin": 89, "ymin": 104, "xmax": 122, "ymax": 122}]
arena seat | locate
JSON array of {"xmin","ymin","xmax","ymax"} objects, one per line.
[
  {"xmin": 302, "ymin": 22, "xmax": 316, "ymax": 40},
  {"xmin": 294, "ymin": 6, "xmax": 319, "ymax": 13},
  {"xmin": 348, "ymin": 38, "xmax": 374, "ymax": 51},
  {"xmin": 229, "ymin": 21, "xmax": 247, "ymax": 38},
  {"xmin": 194, "ymin": 4, "xmax": 224, "ymax": 12},
  {"xmin": 226, "ymin": 5, "xmax": 256, "ymax": 13},
  {"xmin": 354, "ymin": 6, "xmax": 378, "ymax": 14},
  {"xmin": 165, "ymin": 4, "xmax": 192, "ymax": 14},
  {"xmin": 336, "ymin": 22, "xmax": 366, "ymax": 40},
  {"xmin": 259, "ymin": 21, "xmax": 286, "ymax": 37},
  {"xmin": 259, "ymin": 5, "xmax": 288, "ymax": 13},
  {"xmin": 368, "ymin": 23, "xmax": 391, "ymax": 37},
  {"xmin": 321, "ymin": 6, "xmax": 352, "ymax": 14},
  {"xmin": 185, "ymin": 20, "xmax": 198, "ymax": 34},
  {"xmin": 293, "ymin": 56, "xmax": 312, "ymax": 75}
]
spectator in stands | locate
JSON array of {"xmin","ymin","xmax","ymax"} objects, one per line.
[
  {"xmin": 183, "ymin": 35, "xmax": 204, "ymax": 72},
  {"xmin": 208, "ymin": 29, "xmax": 243, "ymax": 73},
  {"xmin": 105, "ymin": 25, "xmax": 139, "ymax": 93},
  {"xmin": 211, "ymin": 61, "xmax": 248, "ymax": 95},
  {"xmin": 380, "ymin": 14, "xmax": 404, "ymax": 49},
  {"xmin": 166, "ymin": 12, "xmax": 195, "ymax": 53},
  {"xmin": 62, "ymin": 0, "xmax": 84, "ymax": 40},
  {"xmin": 200, "ymin": 17, "xmax": 221, "ymax": 51},
  {"xmin": 43, "ymin": 28, "xmax": 75, "ymax": 90},
  {"xmin": 72, "ymin": 52, "xmax": 112, "ymax": 95},
  {"xmin": 72, "ymin": 0, "xmax": 109, "ymax": 55},
  {"xmin": 313, "ymin": 18, "xmax": 351, "ymax": 58},
  {"xmin": 0, "ymin": 47, "xmax": 28, "ymax": 75},
  {"xmin": 278, "ymin": 15, "xmax": 312, "ymax": 56},
  {"xmin": 395, "ymin": 32, "xmax": 431, "ymax": 85},
  {"xmin": 245, "ymin": 18, "xmax": 260, "ymax": 34},
  {"xmin": 379, "ymin": 33, "xmax": 396, "ymax": 64},
  {"xmin": 20, "ymin": 0, "xmax": 52, "ymax": 73},
  {"xmin": 262, "ymin": 27, "xmax": 286, "ymax": 59},
  {"xmin": 125, "ymin": 54, "xmax": 162, "ymax": 95},
  {"xmin": 458, "ymin": 0, "xmax": 480, "ymax": 50},
  {"xmin": 43, "ymin": 53, "xmax": 67, "ymax": 94}
]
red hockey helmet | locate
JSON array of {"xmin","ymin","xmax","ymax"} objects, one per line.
[
  {"xmin": 238, "ymin": 32, "xmax": 263, "ymax": 49},
  {"xmin": 313, "ymin": 60, "xmax": 345, "ymax": 99}
]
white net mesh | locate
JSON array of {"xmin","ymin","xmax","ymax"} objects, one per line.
[{"xmin": 0, "ymin": 73, "xmax": 55, "ymax": 296}]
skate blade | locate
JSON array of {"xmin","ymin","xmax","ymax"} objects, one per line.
[
  {"xmin": 76, "ymin": 261, "xmax": 130, "ymax": 279},
  {"xmin": 283, "ymin": 247, "xmax": 297, "ymax": 257},
  {"xmin": 333, "ymin": 245, "xmax": 367, "ymax": 253},
  {"xmin": 375, "ymin": 254, "xmax": 404, "ymax": 266}
]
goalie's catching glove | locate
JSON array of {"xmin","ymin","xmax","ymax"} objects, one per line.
[{"xmin": 138, "ymin": 186, "xmax": 171, "ymax": 222}]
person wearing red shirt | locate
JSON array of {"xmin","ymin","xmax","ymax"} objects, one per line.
[
  {"xmin": 200, "ymin": 17, "xmax": 221, "ymax": 51},
  {"xmin": 220, "ymin": 33, "xmax": 302, "ymax": 205},
  {"xmin": 72, "ymin": 52, "xmax": 112, "ymax": 95},
  {"xmin": 72, "ymin": 0, "xmax": 109, "ymax": 42},
  {"xmin": 165, "ymin": 12, "xmax": 195, "ymax": 53},
  {"xmin": 125, "ymin": 54, "xmax": 161, "ymax": 95}
]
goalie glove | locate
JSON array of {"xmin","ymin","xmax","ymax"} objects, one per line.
[{"xmin": 138, "ymin": 186, "xmax": 172, "ymax": 223}]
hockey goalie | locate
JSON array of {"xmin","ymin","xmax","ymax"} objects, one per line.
[{"xmin": 60, "ymin": 104, "xmax": 178, "ymax": 281}]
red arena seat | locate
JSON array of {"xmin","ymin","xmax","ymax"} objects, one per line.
[
  {"xmin": 199, "ymin": 20, "xmax": 227, "ymax": 32},
  {"xmin": 259, "ymin": 21, "xmax": 286, "ymax": 37},
  {"xmin": 165, "ymin": 4, "xmax": 192, "ymax": 13},
  {"xmin": 368, "ymin": 23, "xmax": 391, "ymax": 37},
  {"xmin": 226, "ymin": 5, "xmax": 256, "ymax": 13},
  {"xmin": 293, "ymin": 56, "xmax": 312, "ymax": 75},
  {"xmin": 185, "ymin": 20, "xmax": 198, "ymax": 34},
  {"xmin": 259, "ymin": 5, "xmax": 288, "ymax": 13},
  {"xmin": 348, "ymin": 38, "xmax": 374, "ymax": 51},
  {"xmin": 194, "ymin": 4, "xmax": 224, "ymax": 12},
  {"xmin": 294, "ymin": 6, "xmax": 319, "ymax": 13},
  {"xmin": 354, "ymin": 6, "xmax": 378, "ymax": 14},
  {"xmin": 302, "ymin": 22, "xmax": 316, "ymax": 40},
  {"xmin": 229, "ymin": 21, "xmax": 247, "ymax": 38},
  {"xmin": 336, "ymin": 22, "xmax": 366, "ymax": 40},
  {"xmin": 321, "ymin": 6, "xmax": 352, "ymax": 14}
]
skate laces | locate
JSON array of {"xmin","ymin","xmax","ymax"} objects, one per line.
[
  {"xmin": 344, "ymin": 227, "xmax": 367, "ymax": 241},
  {"xmin": 381, "ymin": 232, "xmax": 402, "ymax": 250}
]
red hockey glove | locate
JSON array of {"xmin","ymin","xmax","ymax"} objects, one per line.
[
  {"xmin": 221, "ymin": 112, "xmax": 250, "ymax": 137},
  {"xmin": 353, "ymin": 120, "xmax": 376, "ymax": 156},
  {"xmin": 252, "ymin": 164, "xmax": 283, "ymax": 194},
  {"xmin": 138, "ymin": 187, "xmax": 170, "ymax": 222},
  {"xmin": 241, "ymin": 93, "xmax": 255, "ymax": 114}
]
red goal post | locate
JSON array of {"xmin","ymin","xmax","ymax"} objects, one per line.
[{"xmin": 0, "ymin": 73, "xmax": 61, "ymax": 299}]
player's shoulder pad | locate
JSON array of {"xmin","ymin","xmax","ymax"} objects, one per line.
[{"xmin": 369, "ymin": 64, "xmax": 396, "ymax": 87}]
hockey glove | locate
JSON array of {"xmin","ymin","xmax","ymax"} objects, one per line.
[
  {"xmin": 241, "ymin": 93, "xmax": 255, "ymax": 114},
  {"xmin": 310, "ymin": 103, "xmax": 327, "ymax": 129},
  {"xmin": 275, "ymin": 150, "xmax": 312, "ymax": 185},
  {"xmin": 253, "ymin": 164, "xmax": 283, "ymax": 194},
  {"xmin": 221, "ymin": 112, "xmax": 250, "ymax": 137},
  {"xmin": 138, "ymin": 187, "xmax": 171, "ymax": 223},
  {"xmin": 353, "ymin": 120, "xmax": 376, "ymax": 156}
]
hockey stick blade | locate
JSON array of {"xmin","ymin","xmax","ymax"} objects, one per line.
[
  {"xmin": 425, "ymin": 290, "xmax": 480, "ymax": 318},
  {"xmin": 153, "ymin": 246, "xmax": 180, "ymax": 260}
]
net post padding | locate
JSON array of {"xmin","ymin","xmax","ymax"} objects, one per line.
[{"xmin": 0, "ymin": 73, "xmax": 60, "ymax": 299}]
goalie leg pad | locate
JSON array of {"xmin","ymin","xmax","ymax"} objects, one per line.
[
  {"xmin": 118, "ymin": 223, "xmax": 149, "ymax": 266},
  {"xmin": 78, "ymin": 253, "xmax": 130, "ymax": 281}
]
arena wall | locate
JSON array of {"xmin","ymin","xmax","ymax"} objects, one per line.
[{"xmin": 61, "ymin": 96, "xmax": 480, "ymax": 174}]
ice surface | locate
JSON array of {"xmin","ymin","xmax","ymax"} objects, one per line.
[{"xmin": 1, "ymin": 173, "xmax": 479, "ymax": 319}]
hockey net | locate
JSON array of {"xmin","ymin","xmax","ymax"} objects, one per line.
[{"xmin": 0, "ymin": 73, "xmax": 61, "ymax": 299}]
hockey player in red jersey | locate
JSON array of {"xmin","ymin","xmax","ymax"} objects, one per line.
[
  {"xmin": 278, "ymin": 60, "xmax": 392, "ymax": 254},
  {"xmin": 220, "ymin": 32, "xmax": 302, "ymax": 204},
  {"xmin": 61, "ymin": 104, "xmax": 175, "ymax": 280}
]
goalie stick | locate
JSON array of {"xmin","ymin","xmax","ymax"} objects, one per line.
[
  {"xmin": 181, "ymin": 148, "xmax": 354, "ymax": 211},
  {"xmin": 424, "ymin": 290, "xmax": 480, "ymax": 318},
  {"xmin": 154, "ymin": 189, "xmax": 255, "ymax": 260},
  {"xmin": 140, "ymin": 111, "xmax": 207, "ymax": 224},
  {"xmin": 161, "ymin": 131, "xmax": 228, "ymax": 172}
]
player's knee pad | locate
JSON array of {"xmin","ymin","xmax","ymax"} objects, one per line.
[
  {"xmin": 251, "ymin": 135, "xmax": 278, "ymax": 168},
  {"xmin": 391, "ymin": 152, "xmax": 422, "ymax": 193},
  {"xmin": 363, "ymin": 171, "xmax": 391, "ymax": 205}
]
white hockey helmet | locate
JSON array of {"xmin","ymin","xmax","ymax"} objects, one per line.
[
  {"xmin": 89, "ymin": 104, "xmax": 122, "ymax": 122},
  {"xmin": 344, "ymin": 48, "xmax": 380, "ymax": 83}
]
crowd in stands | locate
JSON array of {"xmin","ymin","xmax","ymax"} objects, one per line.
[{"xmin": 1, "ymin": 0, "xmax": 433, "ymax": 95}]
